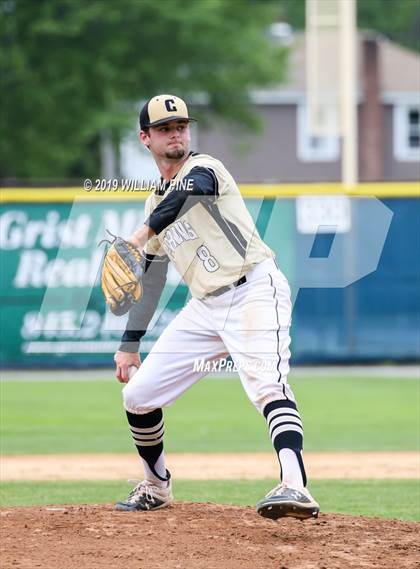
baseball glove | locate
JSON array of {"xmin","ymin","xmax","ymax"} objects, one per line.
[{"xmin": 100, "ymin": 233, "xmax": 144, "ymax": 316}]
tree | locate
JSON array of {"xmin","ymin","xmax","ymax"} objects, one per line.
[
  {"xmin": 357, "ymin": 0, "xmax": 420, "ymax": 53},
  {"xmin": 279, "ymin": 0, "xmax": 420, "ymax": 53},
  {"xmin": 0, "ymin": 0, "xmax": 285, "ymax": 179}
]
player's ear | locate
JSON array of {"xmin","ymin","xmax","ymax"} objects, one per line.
[{"xmin": 139, "ymin": 129, "xmax": 150, "ymax": 149}]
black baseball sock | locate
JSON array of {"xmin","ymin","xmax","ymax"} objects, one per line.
[
  {"xmin": 263, "ymin": 399, "xmax": 307, "ymax": 487},
  {"xmin": 126, "ymin": 408, "xmax": 169, "ymax": 485}
]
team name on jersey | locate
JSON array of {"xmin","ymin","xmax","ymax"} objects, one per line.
[{"xmin": 163, "ymin": 220, "xmax": 198, "ymax": 258}]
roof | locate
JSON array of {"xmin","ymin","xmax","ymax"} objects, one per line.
[{"xmin": 253, "ymin": 31, "xmax": 420, "ymax": 103}]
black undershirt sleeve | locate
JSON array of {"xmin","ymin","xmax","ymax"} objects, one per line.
[
  {"xmin": 146, "ymin": 166, "xmax": 218, "ymax": 235},
  {"xmin": 119, "ymin": 254, "xmax": 169, "ymax": 353}
]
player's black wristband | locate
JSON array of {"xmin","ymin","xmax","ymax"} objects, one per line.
[
  {"xmin": 119, "ymin": 325, "xmax": 146, "ymax": 352},
  {"xmin": 118, "ymin": 338, "xmax": 142, "ymax": 353}
]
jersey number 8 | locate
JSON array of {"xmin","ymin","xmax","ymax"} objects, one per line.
[{"xmin": 196, "ymin": 245, "xmax": 220, "ymax": 273}]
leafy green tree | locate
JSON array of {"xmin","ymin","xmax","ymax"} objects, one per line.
[
  {"xmin": 279, "ymin": 0, "xmax": 420, "ymax": 53},
  {"xmin": 358, "ymin": 0, "xmax": 420, "ymax": 53},
  {"xmin": 0, "ymin": 0, "xmax": 285, "ymax": 179}
]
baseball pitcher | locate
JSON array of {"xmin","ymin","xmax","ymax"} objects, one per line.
[{"xmin": 112, "ymin": 94, "xmax": 320, "ymax": 519}]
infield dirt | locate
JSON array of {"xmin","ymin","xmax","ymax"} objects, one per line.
[
  {"xmin": 1, "ymin": 503, "xmax": 419, "ymax": 569},
  {"xmin": 2, "ymin": 451, "xmax": 419, "ymax": 480}
]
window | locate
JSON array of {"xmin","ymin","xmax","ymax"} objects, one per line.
[
  {"xmin": 393, "ymin": 103, "xmax": 420, "ymax": 162},
  {"xmin": 297, "ymin": 105, "xmax": 339, "ymax": 162}
]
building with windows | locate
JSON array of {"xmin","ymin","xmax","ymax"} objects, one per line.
[{"xmin": 120, "ymin": 31, "xmax": 419, "ymax": 183}]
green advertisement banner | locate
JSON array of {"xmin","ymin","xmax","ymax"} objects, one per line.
[{"xmin": 0, "ymin": 199, "xmax": 293, "ymax": 367}]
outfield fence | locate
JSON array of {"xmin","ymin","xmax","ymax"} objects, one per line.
[{"xmin": 1, "ymin": 183, "xmax": 419, "ymax": 367}]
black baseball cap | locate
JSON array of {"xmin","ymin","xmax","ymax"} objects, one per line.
[{"xmin": 139, "ymin": 94, "xmax": 196, "ymax": 130}]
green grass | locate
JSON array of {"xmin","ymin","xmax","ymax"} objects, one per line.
[
  {"xmin": 1, "ymin": 376, "xmax": 419, "ymax": 454},
  {"xmin": 0, "ymin": 479, "xmax": 418, "ymax": 521}
]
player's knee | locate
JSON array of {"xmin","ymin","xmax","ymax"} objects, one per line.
[
  {"xmin": 122, "ymin": 382, "xmax": 156, "ymax": 414},
  {"xmin": 253, "ymin": 384, "xmax": 293, "ymax": 414}
]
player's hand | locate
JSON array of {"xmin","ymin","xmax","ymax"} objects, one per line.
[
  {"xmin": 127, "ymin": 224, "xmax": 156, "ymax": 250},
  {"xmin": 114, "ymin": 351, "xmax": 141, "ymax": 384}
]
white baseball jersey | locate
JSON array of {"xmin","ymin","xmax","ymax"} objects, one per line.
[{"xmin": 143, "ymin": 152, "xmax": 274, "ymax": 298}]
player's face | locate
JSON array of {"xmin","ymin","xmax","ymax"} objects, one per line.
[{"xmin": 143, "ymin": 120, "xmax": 191, "ymax": 160}]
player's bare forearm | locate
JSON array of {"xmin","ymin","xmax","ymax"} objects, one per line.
[{"xmin": 127, "ymin": 224, "xmax": 156, "ymax": 250}]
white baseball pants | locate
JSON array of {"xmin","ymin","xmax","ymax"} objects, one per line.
[{"xmin": 123, "ymin": 258, "xmax": 296, "ymax": 415}]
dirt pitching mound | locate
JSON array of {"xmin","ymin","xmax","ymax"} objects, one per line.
[{"xmin": 1, "ymin": 503, "xmax": 418, "ymax": 569}]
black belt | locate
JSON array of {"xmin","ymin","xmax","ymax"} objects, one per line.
[{"xmin": 207, "ymin": 275, "xmax": 247, "ymax": 298}]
